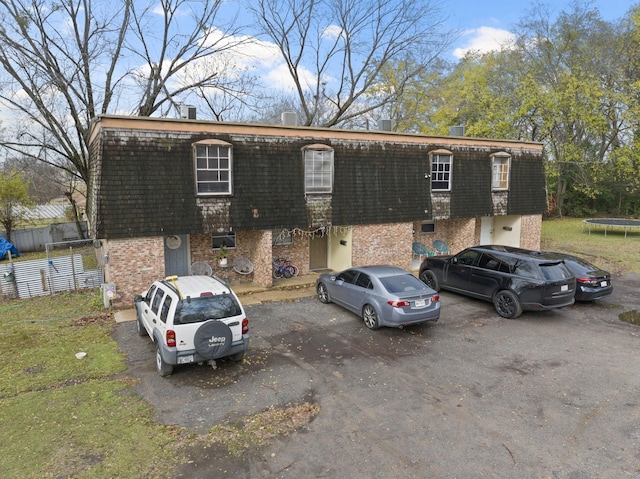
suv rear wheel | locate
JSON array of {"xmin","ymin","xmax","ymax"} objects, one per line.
[
  {"xmin": 494, "ymin": 290, "xmax": 523, "ymax": 319},
  {"xmin": 156, "ymin": 343, "xmax": 173, "ymax": 376},
  {"xmin": 136, "ymin": 314, "xmax": 146, "ymax": 337},
  {"xmin": 419, "ymin": 270, "xmax": 439, "ymax": 291},
  {"xmin": 230, "ymin": 351, "xmax": 245, "ymax": 362}
]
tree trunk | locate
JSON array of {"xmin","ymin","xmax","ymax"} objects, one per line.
[{"xmin": 64, "ymin": 192, "xmax": 85, "ymax": 240}]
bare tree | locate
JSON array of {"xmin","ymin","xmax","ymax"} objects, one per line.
[
  {"xmin": 248, "ymin": 0, "xmax": 457, "ymax": 127},
  {"xmin": 0, "ymin": 0, "xmax": 250, "ymax": 195},
  {"xmin": 128, "ymin": 0, "xmax": 249, "ymax": 117},
  {"xmin": 192, "ymin": 56, "xmax": 263, "ymax": 121}
]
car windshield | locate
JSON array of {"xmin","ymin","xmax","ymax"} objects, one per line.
[
  {"xmin": 174, "ymin": 295, "xmax": 242, "ymax": 324},
  {"xmin": 380, "ymin": 274, "xmax": 427, "ymax": 294},
  {"xmin": 539, "ymin": 262, "xmax": 573, "ymax": 281}
]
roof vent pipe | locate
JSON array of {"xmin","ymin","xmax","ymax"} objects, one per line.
[{"xmin": 281, "ymin": 111, "xmax": 299, "ymax": 126}]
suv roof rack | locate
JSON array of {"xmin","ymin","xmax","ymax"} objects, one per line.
[{"xmin": 162, "ymin": 275, "xmax": 183, "ymax": 299}]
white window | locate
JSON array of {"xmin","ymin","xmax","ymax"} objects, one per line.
[
  {"xmin": 491, "ymin": 153, "xmax": 511, "ymax": 190},
  {"xmin": 194, "ymin": 140, "xmax": 232, "ymax": 195},
  {"xmin": 304, "ymin": 145, "xmax": 333, "ymax": 193},
  {"xmin": 430, "ymin": 151, "xmax": 452, "ymax": 191}
]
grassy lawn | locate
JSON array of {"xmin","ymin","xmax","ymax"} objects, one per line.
[
  {"xmin": 0, "ymin": 217, "xmax": 635, "ymax": 478},
  {"xmin": 540, "ymin": 217, "xmax": 640, "ymax": 275},
  {"xmin": 0, "ymin": 292, "xmax": 183, "ymax": 478},
  {"xmin": 0, "ymin": 289, "xmax": 317, "ymax": 478}
]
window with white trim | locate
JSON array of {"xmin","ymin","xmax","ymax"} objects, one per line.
[
  {"xmin": 430, "ymin": 152, "xmax": 452, "ymax": 191},
  {"xmin": 304, "ymin": 145, "xmax": 334, "ymax": 193},
  {"xmin": 491, "ymin": 153, "xmax": 511, "ymax": 190},
  {"xmin": 194, "ymin": 140, "xmax": 232, "ymax": 195}
]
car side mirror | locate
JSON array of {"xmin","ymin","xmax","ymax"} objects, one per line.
[
  {"xmin": 330, "ymin": 275, "xmax": 337, "ymax": 282},
  {"xmin": 134, "ymin": 295, "xmax": 143, "ymax": 303}
]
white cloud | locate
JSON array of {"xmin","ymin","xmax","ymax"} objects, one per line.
[
  {"xmin": 452, "ymin": 26, "xmax": 516, "ymax": 59},
  {"xmin": 199, "ymin": 29, "xmax": 318, "ymax": 93},
  {"xmin": 321, "ymin": 24, "xmax": 343, "ymax": 40},
  {"xmin": 262, "ymin": 62, "xmax": 318, "ymax": 93}
]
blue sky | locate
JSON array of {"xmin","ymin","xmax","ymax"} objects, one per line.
[
  {"xmin": 445, "ymin": 0, "xmax": 636, "ymax": 59},
  {"xmin": 216, "ymin": 0, "xmax": 637, "ymax": 94}
]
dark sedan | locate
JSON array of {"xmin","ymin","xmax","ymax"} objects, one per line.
[
  {"xmin": 316, "ymin": 265, "xmax": 440, "ymax": 329},
  {"xmin": 543, "ymin": 252, "xmax": 613, "ymax": 301},
  {"xmin": 419, "ymin": 245, "xmax": 576, "ymax": 319}
]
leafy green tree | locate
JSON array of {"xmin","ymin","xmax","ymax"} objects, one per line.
[
  {"xmin": 375, "ymin": 2, "xmax": 640, "ymax": 216},
  {"xmin": 0, "ymin": 169, "xmax": 33, "ymax": 243}
]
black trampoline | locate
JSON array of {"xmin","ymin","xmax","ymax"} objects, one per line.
[{"xmin": 582, "ymin": 218, "xmax": 640, "ymax": 237}]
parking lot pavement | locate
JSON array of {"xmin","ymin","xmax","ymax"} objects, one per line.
[{"xmin": 114, "ymin": 272, "xmax": 640, "ymax": 479}]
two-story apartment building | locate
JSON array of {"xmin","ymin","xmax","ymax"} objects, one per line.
[{"xmin": 87, "ymin": 115, "xmax": 547, "ymax": 306}]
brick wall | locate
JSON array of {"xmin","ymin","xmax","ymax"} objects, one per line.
[
  {"xmin": 519, "ymin": 214, "xmax": 542, "ymax": 250},
  {"xmin": 104, "ymin": 236, "xmax": 164, "ymax": 307},
  {"xmin": 190, "ymin": 230, "xmax": 274, "ymax": 287},
  {"xmin": 273, "ymin": 231, "xmax": 309, "ymax": 272},
  {"xmin": 103, "ymin": 214, "xmax": 542, "ymax": 308},
  {"xmin": 411, "ymin": 215, "xmax": 542, "ymax": 255},
  {"xmin": 248, "ymin": 230, "xmax": 273, "ymax": 288},
  {"xmin": 352, "ymin": 222, "xmax": 413, "ymax": 270},
  {"xmin": 412, "ymin": 218, "xmax": 476, "ymax": 256}
]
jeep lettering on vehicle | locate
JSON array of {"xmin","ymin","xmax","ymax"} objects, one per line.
[{"xmin": 134, "ymin": 274, "xmax": 250, "ymax": 376}]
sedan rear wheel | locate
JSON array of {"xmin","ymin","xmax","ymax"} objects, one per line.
[
  {"xmin": 494, "ymin": 290, "xmax": 523, "ymax": 319},
  {"xmin": 362, "ymin": 304, "xmax": 380, "ymax": 330}
]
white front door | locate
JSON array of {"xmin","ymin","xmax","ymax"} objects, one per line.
[{"xmin": 480, "ymin": 217, "xmax": 493, "ymax": 245}]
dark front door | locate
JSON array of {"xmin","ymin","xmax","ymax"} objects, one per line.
[
  {"xmin": 164, "ymin": 234, "xmax": 189, "ymax": 277},
  {"xmin": 309, "ymin": 234, "xmax": 328, "ymax": 270}
]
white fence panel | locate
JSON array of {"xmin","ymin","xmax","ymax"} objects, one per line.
[{"xmin": 0, "ymin": 254, "xmax": 103, "ymax": 299}]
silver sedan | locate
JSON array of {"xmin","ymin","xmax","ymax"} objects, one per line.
[{"xmin": 316, "ymin": 265, "xmax": 440, "ymax": 329}]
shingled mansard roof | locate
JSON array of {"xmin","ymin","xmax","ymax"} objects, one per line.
[{"xmin": 88, "ymin": 115, "xmax": 546, "ymax": 240}]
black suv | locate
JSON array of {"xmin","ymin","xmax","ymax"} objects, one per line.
[{"xmin": 418, "ymin": 245, "xmax": 576, "ymax": 318}]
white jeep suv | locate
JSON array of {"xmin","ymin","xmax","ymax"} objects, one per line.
[{"xmin": 134, "ymin": 275, "xmax": 249, "ymax": 376}]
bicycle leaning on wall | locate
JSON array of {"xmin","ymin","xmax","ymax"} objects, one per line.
[{"xmin": 272, "ymin": 258, "xmax": 298, "ymax": 279}]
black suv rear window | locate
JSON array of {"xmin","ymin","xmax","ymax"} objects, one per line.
[
  {"xmin": 174, "ymin": 295, "xmax": 242, "ymax": 324},
  {"xmin": 539, "ymin": 262, "xmax": 573, "ymax": 281}
]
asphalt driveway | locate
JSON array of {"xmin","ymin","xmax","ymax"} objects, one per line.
[{"xmin": 113, "ymin": 273, "xmax": 640, "ymax": 478}]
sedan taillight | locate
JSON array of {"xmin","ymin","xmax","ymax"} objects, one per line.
[
  {"xmin": 166, "ymin": 330, "xmax": 176, "ymax": 347},
  {"xmin": 388, "ymin": 295, "xmax": 440, "ymax": 308},
  {"xmin": 576, "ymin": 277, "xmax": 598, "ymax": 286},
  {"xmin": 388, "ymin": 300, "xmax": 410, "ymax": 307}
]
